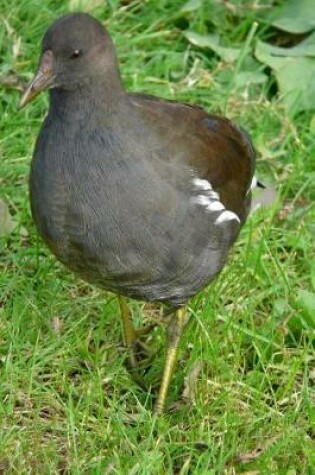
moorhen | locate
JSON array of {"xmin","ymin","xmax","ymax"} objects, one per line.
[{"xmin": 20, "ymin": 12, "xmax": 256, "ymax": 413}]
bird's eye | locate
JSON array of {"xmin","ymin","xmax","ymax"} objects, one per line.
[{"xmin": 69, "ymin": 49, "xmax": 82, "ymax": 59}]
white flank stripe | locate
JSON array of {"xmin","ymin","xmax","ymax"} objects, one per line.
[
  {"xmin": 191, "ymin": 176, "xmax": 241, "ymax": 226},
  {"xmin": 192, "ymin": 178, "xmax": 212, "ymax": 191},
  {"xmin": 191, "ymin": 195, "xmax": 211, "ymax": 207},
  {"xmin": 207, "ymin": 201, "xmax": 225, "ymax": 211},
  {"xmin": 208, "ymin": 191, "xmax": 220, "ymax": 200},
  {"xmin": 247, "ymin": 175, "xmax": 257, "ymax": 195},
  {"xmin": 215, "ymin": 210, "xmax": 240, "ymax": 224}
]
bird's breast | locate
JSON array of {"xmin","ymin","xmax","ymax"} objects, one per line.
[{"xmin": 29, "ymin": 111, "xmax": 242, "ymax": 304}]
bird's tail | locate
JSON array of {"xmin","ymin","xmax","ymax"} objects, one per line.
[{"xmin": 250, "ymin": 177, "xmax": 277, "ymax": 213}]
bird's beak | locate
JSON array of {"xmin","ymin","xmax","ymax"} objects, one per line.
[{"xmin": 19, "ymin": 50, "xmax": 56, "ymax": 109}]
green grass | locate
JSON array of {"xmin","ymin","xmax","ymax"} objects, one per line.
[{"xmin": 1, "ymin": 0, "xmax": 314, "ymax": 473}]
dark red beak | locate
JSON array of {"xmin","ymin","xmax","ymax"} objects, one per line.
[{"xmin": 19, "ymin": 50, "xmax": 55, "ymax": 108}]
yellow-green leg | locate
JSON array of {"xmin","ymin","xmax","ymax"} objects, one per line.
[
  {"xmin": 155, "ymin": 307, "xmax": 189, "ymax": 414},
  {"xmin": 119, "ymin": 296, "xmax": 138, "ymax": 368},
  {"xmin": 119, "ymin": 296, "xmax": 155, "ymax": 369}
]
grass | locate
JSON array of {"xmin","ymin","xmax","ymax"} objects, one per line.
[{"xmin": 1, "ymin": 0, "xmax": 314, "ymax": 473}]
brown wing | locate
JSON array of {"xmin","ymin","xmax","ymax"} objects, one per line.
[{"xmin": 129, "ymin": 92, "xmax": 256, "ymax": 223}]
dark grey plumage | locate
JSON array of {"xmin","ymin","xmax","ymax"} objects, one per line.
[{"xmin": 25, "ymin": 13, "xmax": 255, "ymax": 307}]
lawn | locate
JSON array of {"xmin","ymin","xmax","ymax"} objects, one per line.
[{"xmin": 0, "ymin": 0, "xmax": 314, "ymax": 473}]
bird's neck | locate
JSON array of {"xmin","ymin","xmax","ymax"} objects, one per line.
[{"xmin": 49, "ymin": 72, "xmax": 126, "ymax": 120}]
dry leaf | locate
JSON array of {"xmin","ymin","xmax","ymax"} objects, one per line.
[
  {"xmin": 104, "ymin": 462, "xmax": 115, "ymax": 474},
  {"xmin": 182, "ymin": 360, "xmax": 202, "ymax": 404},
  {"xmin": 234, "ymin": 447, "xmax": 264, "ymax": 463},
  {"xmin": 0, "ymin": 73, "xmax": 24, "ymax": 91},
  {"xmin": 51, "ymin": 316, "xmax": 63, "ymax": 335},
  {"xmin": 12, "ymin": 36, "xmax": 21, "ymax": 58},
  {"xmin": 234, "ymin": 436, "xmax": 279, "ymax": 464},
  {"xmin": 0, "ymin": 199, "xmax": 17, "ymax": 235}
]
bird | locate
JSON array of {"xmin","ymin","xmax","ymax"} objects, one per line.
[{"xmin": 19, "ymin": 12, "xmax": 256, "ymax": 414}]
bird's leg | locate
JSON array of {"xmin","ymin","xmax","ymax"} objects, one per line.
[
  {"xmin": 155, "ymin": 307, "xmax": 189, "ymax": 414},
  {"xmin": 119, "ymin": 296, "xmax": 138, "ymax": 369},
  {"xmin": 118, "ymin": 296, "xmax": 155, "ymax": 370}
]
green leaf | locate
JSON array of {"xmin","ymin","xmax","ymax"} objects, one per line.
[
  {"xmin": 255, "ymin": 39, "xmax": 315, "ymax": 115},
  {"xmin": 272, "ymin": 0, "xmax": 315, "ymax": 34},
  {"xmin": 310, "ymin": 115, "xmax": 315, "ymax": 135},
  {"xmin": 180, "ymin": 0, "xmax": 202, "ymax": 13},
  {"xmin": 234, "ymin": 70, "xmax": 267, "ymax": 87},
  {"xmin": 296, "ymin": 290, "xmax": 315, "ymax": 328},
  {"xmin": 287, "ymin": 290, "xmax": 315, "ymax": 337},
  {"xmin": 68, "ymin": 0, "xmax": 103, "ymax": 11},
  {"xmin": 184, "ymin": 31, "xmax": 241, "ymax": 62},
  {"xmin": 256, "ymin": 32, "xmax": 315, "ymax": 59},
  {"xmin": 311, "ymin": 262, "xmax": 315, "ymax": 290}
]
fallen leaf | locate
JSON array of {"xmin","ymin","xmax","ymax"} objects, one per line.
[
  {"xmin": 0, "ymin": 199, "xmax": 17, "ymax": 236},
  {"xmin": 234, "ymin": 436, "xmax": 279, "ymax": 464},
  {"xmin": 104, "ymin": 463, "xmax": 115, "ymax": 474},
  {"xmin": 182, "ymin": 360, "xmax": 202, "ymax": 404},
  {"xmin": 277, "ymin": 201, "xmax": 294, "ymax": 221},
  {"xmin": 51, "ymin": 316, "xmax": 64, "ymax": 336},
  {"xmin": 234, "ymin": 447, "xmax": 264, "ymax": 463},
  {"xmin": 0, "ymin": 73, "xmax": 24, "ymax": 91},
  {"xmin": 12, "ymin": 36, "xmax": 21, "ymax": 58}
]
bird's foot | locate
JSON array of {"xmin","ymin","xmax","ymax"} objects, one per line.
[{"xmin": 125, "ymin": 325, "xmax": 157, "ymax": 371}]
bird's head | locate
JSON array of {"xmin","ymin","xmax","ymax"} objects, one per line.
[{"xmin": 19, "ymin": 13, "xmax": 117, "ymax": 108}]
